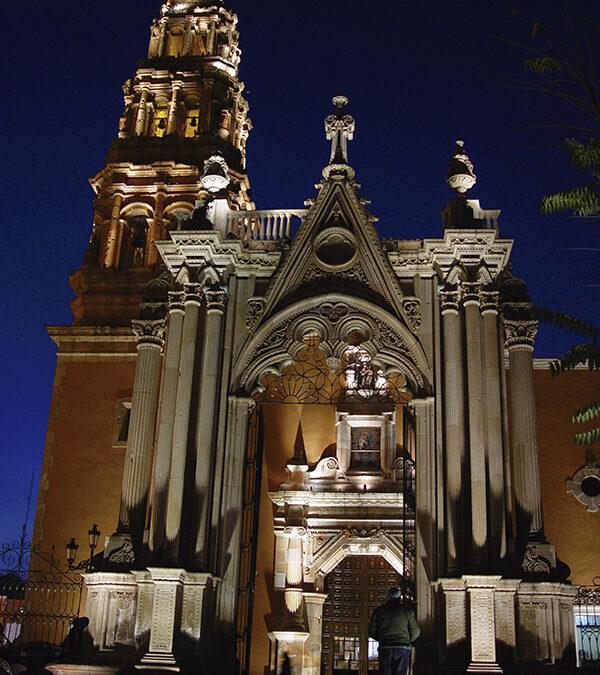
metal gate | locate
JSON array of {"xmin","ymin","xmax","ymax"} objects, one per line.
[
  {"xmin": 574, "ymin": 578, "xmax": 600, "ymax": 668},
  {"xmin": 0, "ymin": 537, "xmax": 83, "ymax": 650}
]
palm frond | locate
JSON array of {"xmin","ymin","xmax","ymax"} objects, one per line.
[
  {"xmin": 533, "ymin": 306, "xmax": 599, "ymax": 338},
  {"xmin": 574, "ymin": 427, "xmax": 600, "ymax": 446},
  {"xmin": 541, "ymin": 183, "xmax": 600, "ymax": 216},
  {"xmin": 563, "ymin": 138, "xmax": 600, "ymax": 173},
  {"xmin": 524, "ymin": 56, "xmax": 564, "ymax": 74},
  {"xmin": 549, "ymin": 341, "xmax": 600, "ymax": 376},
  {"xmin": 572, "ymin": 397, "xmax": 600, "ymax": 424}
]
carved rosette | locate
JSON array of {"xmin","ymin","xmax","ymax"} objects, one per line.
[
  {"xmin": 461, "ymin": 281, "xmax": 481, "ymax": 305},
  {"xmin": 205, "ymin": 288, "xmax": 227, "ymax": 313},
  {"xmin": 402, "ymin": 298, "xmax": 421, "ymax": 332},
  {"xmin": 504, "ymin": 319, "xmax": 538, "ymax": 350},
  {"xmin": 183, "ymin": 282, "xmax": 203, "ymax": 305},
  {"xmin": 245, "ymin": 297, "xmax": 265, "ymax": 330},
  {"xmin": 479, "ymin": 290, "xmax": 499, "ymax": 315},
  {"xmin": 167, "ymin": 290, "xmax": 185, "ymax": 314},
  {"xmin": 440, "ymin": 290, "xmax": 461, "ymax": 315},
  {"xmin": 132, "ymin": 319, "xmax": 166, "ymax": 347}
]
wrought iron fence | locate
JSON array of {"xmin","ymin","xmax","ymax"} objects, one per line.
[
  {"xmin": 0, "ymin": 532, "xmax": 83, "ymax": 651},
  {"xmin": 574, "ymin": 577, "xmax": 600, "ymax": 668}
]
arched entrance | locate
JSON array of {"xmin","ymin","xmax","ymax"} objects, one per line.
[{"xmin": 321, "ymin": 555, "xmax": 403, "ymax": 674}]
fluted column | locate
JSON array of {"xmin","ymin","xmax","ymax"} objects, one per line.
[
  {"xmin": 440, "ymin": 290, "xmax": 466, "ymax": 575},
  {"xmin": 117, "ymin": 319, "xmax": 165, "ymax": 535},
  {"xmin": 462, "ymin": 282, "xmax": 488, "ymax": 570},
  {"xmin": 148, "ymin": 292, "xmax": 185, "ymax": 558},
  {"xmin": 103, "ymin": 192, "xmax": 124, "ymax": 268},
  {"xmin": 284, "ymin": 528, "xmax": 305, "ymax": 627},
  {"xmin": 135, "ymin": 88, "xmax": 149, "ymax": 136},
  {"xmin": 193, "ymin": 287, "xmax": 227, "ymax": 567},
  {"xmin": 164, "ymin": 283, "xmax": 203, "ymax": 563},
  {"xmin": 504, "ymin": 318, "xmax": 545, "ymax": 541},
  {"xmin": 480, "ymin": 292, "xmax": 507, "ymax": 565},
  {"xmin": 166, "ymin": 85, "xmax": 180, "ymax": 136}
]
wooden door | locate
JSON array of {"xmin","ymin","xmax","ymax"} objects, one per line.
[{"xmin": 321, "ymin": 556, "xmax": 402, "ymax": 674}]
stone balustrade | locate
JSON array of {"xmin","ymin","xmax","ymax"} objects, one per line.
[{"xmin": 227, "ymin": 209, "xmax": 307, "ymax": 240}]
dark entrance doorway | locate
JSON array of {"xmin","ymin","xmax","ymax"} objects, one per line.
[{"xmin": 321, "ymin": 555, "xmax": 403, "ymax": 674}]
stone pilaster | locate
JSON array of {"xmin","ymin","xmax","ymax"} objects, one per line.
[
  {"xmin": 148, "ymin": 292, "xmax": 185, "ymax": 559},
  {"xmin": 503, "ymin": 319, "xmax": 545, "ymax": 543},
  {"xmin": 192, "ymin": 287, "xmax": 227, "ymax": 568},
  {"xmin": 164, "ymin": 283, "xmax": 202, "ymax": 564},
  {"xmin": 216, "ymin": 396, "xmax": 255, "ymax": 630},
  {"xmin": 106, "ymin": 319, "xmax": 165, "ymax": 566},
  {"xmin": 480, "ymin": 291, "xmax": 506, "ymax": 567},
  {"xmin": 462, "ymin": 282, "xmax": 488, "ymax": 570},
  {"xmin": 166, "ymin": 85, "xmax": 180, "ymax": 136},
  {"xmin": 146, "ymin": 189, "xmax": 166, "ymax": 266},
  {"xmin": 440, "ymin": 290, "xmax": 466, "ymax": 575},
  {"xmin": 464, "ymin": 576, "xmax": 503, "ymax": 673},
  {"xmin": 303, "ymin": 592, "xmax": 328, "ymax": 675},
  {"xmin": 139, "ymin": 568, "xmax": 185, "ymax": 669},
  {"xmin": 412, "ymin": 396, "xmax": 436, "ymax": 671}
]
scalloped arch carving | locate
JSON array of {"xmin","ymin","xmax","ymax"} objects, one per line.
[{"xmin": 232, "ymin": 293, "xmax": 430, "ymax": 395}]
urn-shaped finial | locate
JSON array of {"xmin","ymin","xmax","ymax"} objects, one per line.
[{"xmin": 446, "ymin": 140, "xmax": 476, "ymax": 194}]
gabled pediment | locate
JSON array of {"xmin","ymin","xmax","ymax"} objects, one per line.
[{"xmin": 257, "ymin": 175, "xmax": 414, "ymax": 328}]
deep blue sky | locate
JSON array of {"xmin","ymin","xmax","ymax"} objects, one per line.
[{"xmin": 1, "ymin": 1, "xmax": 598, "ymax": 549}]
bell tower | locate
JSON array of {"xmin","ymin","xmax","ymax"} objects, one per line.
[{"xmin": 70, "ymin": 0, "xmax": 252, "ymax": 326}]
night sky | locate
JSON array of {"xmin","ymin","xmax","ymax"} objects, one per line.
[{"xmin": 1, "ymin": 1, "xmax": 598, "ymax": 549}]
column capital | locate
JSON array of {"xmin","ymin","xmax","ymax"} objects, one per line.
[
  {"xmin": 440, "ymin": 290, "xmax": 461, "ymax": 314},
  {"xmin": 504, "ymin": 318, "xmax": 538, "ymax": 350},
  {"xmin": 479, "ymin": 290, "xmax": 499, "ymax": 315},
  {"xmin": 183, "ymin": 282, "xmax": 203, "ymax": 305},
  {"xmin": 229, "ymin": 394, "xmax": 256, "ymax": 415},
  {"xmin": 461, "ymin": 281, "xmax": 481, "ymax": 306},
  {"xmin": 205, "ymin": 287, "xmax": 227, "ymax": 313},
  {"xmin": 168, "ymin": 290, "xmax": 185, "ymax": 313},
  {"xmin": 132, "ymin": 319, "xmax": 166, "ymax": 347}
]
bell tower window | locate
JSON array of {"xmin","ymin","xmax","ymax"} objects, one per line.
[{"xmin": 184, "ymin": 109, "xmax": 200, "ymax": 137}]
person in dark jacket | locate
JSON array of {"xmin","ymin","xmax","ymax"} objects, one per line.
[{"xmin": 368, "ymin": 587, "xmax": 420, "ymax": 675}]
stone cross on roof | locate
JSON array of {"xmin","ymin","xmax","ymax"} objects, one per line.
[{"xmin": 325, "ymin": 95, "xmax": 355, "ymax": 166}]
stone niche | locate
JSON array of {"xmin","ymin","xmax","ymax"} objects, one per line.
[
  {"xmin": 336, "ymin": 407, "xmax": 396, "ymax": 479},
  {"xmin": 438, "ymin": 576, "xmax": 578, "ymax": 671},
  {"xmin": 83, "ymin": 569, "xmax": 218, "ymax": 670}
]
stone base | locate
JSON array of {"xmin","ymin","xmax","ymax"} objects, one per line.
[
  {"xmin": 466, "ymin": 663, "xmax": 503, "ymax": 673},
  {"xmin": 47, "ymin": 667, "xmax": 122, "ymax": 675},
  {"xmin": 137, "ymin": 652, "xmax": 179, "ymax": 671}
]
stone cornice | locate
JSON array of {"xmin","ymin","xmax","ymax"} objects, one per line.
[
  {"xmin": 388, "ymin": 229, "xmax": 512, "ymax": 281},
  {"xmin": 47, "ymin": 326, "xmax": 138, "ymax": 355},
  {"xmin": 156, "ymin": 230, "xmax": 282, "ymax": 278}
]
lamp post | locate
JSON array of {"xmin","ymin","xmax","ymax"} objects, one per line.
[{"xmin": 66, "ymin": 524, "xmax": 101, "ymax": 573}]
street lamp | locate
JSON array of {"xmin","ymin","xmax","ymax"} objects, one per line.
[{"xmin": 66, "ymin": 524, "xmax": 101, "ymax": 573}]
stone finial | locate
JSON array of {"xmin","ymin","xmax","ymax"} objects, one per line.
[
  {"xmin": 201, "ymin": 153, "xmax": 231, "ymax": 193},
  {"xmin": 323, "ymin": 95, "xmax": 355, "ymax": 178},
  {"xmin": 446, "ymin": 140, "xmax": 476, "ymax": 194}
]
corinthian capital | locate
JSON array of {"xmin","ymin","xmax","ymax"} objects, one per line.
[
  {"xmin": 461, "ymin": 281, "xmax": 481, "ymax": 305},
  {"xmin": 183, "ymin": 282, "xmax": 203, "ymax": 304},
  {"xmin": 205, "ymin": 287, "xmax": 227, "ymax": 313},
  {"xmin": 132, "ymin": 319, "xmax": 166, "ymax": 347},
  {"xmin": 440, "ymin": 290, "xmax": 461, "ymax": 314},
  {"xmin": 479, "ymin": 291, "xmax": 499, "ymax": 314},
  {"xmin": 504, "ymin": 319, "xmax": 538, "ymax": 350}
]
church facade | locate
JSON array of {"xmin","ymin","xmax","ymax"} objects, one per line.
[{"xmin": 32, "ymin": 1, "xmax": 600, "ymax": 673}]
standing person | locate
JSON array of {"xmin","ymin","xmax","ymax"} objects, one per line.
[{"xmin": 368, "ymin": 587, "xmax": 420, "ymax": 675}]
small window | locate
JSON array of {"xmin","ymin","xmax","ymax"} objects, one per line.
[
  {"xmin": 112, "ymin": 399, "xmax": 132, "ymax": 447},
  {"xmin": 151, "ymin": 106, "xmax": 168, "ymax": 137},
  {"xmin": 184, "ymin": 109, "xmax": 200, "ymax": 137}
]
